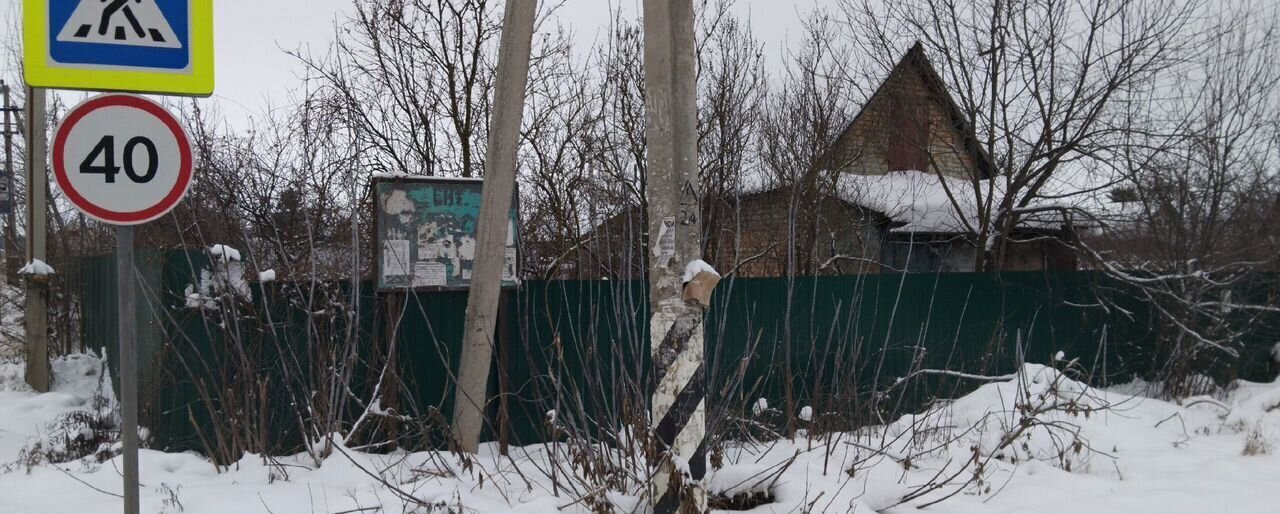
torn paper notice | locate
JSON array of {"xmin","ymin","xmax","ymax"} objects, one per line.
[
  {"xmin": 503, "ymin": 247, "xmax": 518, "ymax": 282},
  {"xmin": 656, "ymin": 217, "xmax": 676, "ymax": 267},
  {"xmin": 415, "ymin": 261, "xmax": 448, "ymax": 287},
  {"xmin": 382, "ymin": 240, "xmax": 411, "ymax": 278}
]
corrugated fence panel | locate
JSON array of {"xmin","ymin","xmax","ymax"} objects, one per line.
[{"xmin": 77, "ymin": 251, "xmax": 1279, "ymax": 453}]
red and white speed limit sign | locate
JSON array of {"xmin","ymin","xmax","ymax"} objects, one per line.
[{"xmin": 52, "ymin": 94, "xmax": 194, "ymax": 226}]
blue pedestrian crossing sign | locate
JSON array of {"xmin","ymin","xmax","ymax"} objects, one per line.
[{"xmin": 24, "ymin": 0, "xmax": 214, "ymax": 96}]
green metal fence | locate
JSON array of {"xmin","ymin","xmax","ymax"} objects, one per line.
[{"xmin": 78, "ymin": 251, "xmax": 1280, "ymax": 453}]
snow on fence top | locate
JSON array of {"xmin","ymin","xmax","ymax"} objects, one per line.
[
  {"xmin": 18, "ymin": 259, "xmax": 55, "ymax": 275},
  {"xmin": 209, "ymin": 244, "xmax": 242, "ymax": 262},
  {"xmin": 836, "ymin": 170, "xmax": 1074, "ymax": 234}
]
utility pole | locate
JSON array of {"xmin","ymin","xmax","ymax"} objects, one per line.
[
  {"xmin": 644, "ymin": 0, "xmax": 708, "ymax": 512},
  {"xmin": 23, "ymin": 86, "xmax": 49, "ymax": 393},
  {"xmin": 1, "ymin": 81, "xmax": 17, "ymax": 286},
  {"xmin": 452, "ymin": 0, "xmax": 537, "ymax": 453}
]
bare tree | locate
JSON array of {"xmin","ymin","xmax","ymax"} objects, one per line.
[
  {"xmin": 578, "ymin": 2, "xmax": 765, "ymax": 279},
  {"xmin": 697, "ymin": 9, "xmax": 767, "ymax": 269},
  {"xmin": 584, "ymin": 14, "xmax": 650, "ymax": 217},
  {"xmin": 1088, "ymin": 1, "xmax": 1280, "ymax": 394},
  {"xmin": 294, "ymin": 0, "xmax": 503, "ymax": 178},
  {"xmin": 517, "ymin": 27, "xmax": 598, "ymax": 279},
  {"xmin": 759, "ymin": 12, "xmax": 859, "ymax": 276},
  {"xmin": 840, "ymin": 0, "xmax": 1203, "ymax": 271}
]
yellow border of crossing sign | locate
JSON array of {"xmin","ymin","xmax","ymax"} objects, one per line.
[{"xmin": 23, "ymin": 0, "xmax": 214, "ymax": 97}]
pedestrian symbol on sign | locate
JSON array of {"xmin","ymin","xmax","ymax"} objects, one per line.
[
  {"xmin": 45, "ymin": 0, "xmax": 191, "ymax": 71},
  {"xmin": 57, "ymin": 0, "xmax": 181, "ymax": 49}
]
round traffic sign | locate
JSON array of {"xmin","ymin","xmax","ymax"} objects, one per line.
[{"xmin": 52, "ymin": 94, "xmax": 194, "ymax": 226}]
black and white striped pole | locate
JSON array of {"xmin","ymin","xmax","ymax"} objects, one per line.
[
  {"xmin": 649, "ymin": 268, "xmax": 718, "ymax": 512},
  {"xmin": 642, "ymin": 0, "xmax": 713, "ymax": 511}
]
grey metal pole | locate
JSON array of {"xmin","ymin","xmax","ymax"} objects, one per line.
[
  {"xmin": 23, "ymin": 86, "xmax": 49, "ymax": 393},
  {"xmin": 116, "ymin": 225, "xmax": 139, "ymax": 514},
  {"xmin": 451, "ymin": 0, "xmax": 538, "ymax": 453}
]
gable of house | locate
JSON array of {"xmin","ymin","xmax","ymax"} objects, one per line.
[{"xmin": 823, "ymin": 42, "xmax": 992, "ymax": 180}]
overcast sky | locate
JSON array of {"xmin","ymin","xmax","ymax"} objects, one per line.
[{"xmin": 2, "ymin": 0, "xmax": 839, "ymax": 128}]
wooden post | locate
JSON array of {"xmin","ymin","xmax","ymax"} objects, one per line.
[
  {"xmin": 382, "ymin": 292, "xmax": 404, "ymax": 449},
  {"xmin": 23, "ymin": 86, "xmax": 49, "ymax": 393},
  {"xmin": 643, "ymin": 0, "xmax": 707, "ymax": 512},
  {"xmin": 452, "ymin": 0, "xmax": 538, "ymax": 453}
]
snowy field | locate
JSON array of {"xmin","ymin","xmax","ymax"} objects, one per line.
[{"xmin": 1, "ymin": 354, "xmax": 1279, "ymax": 513}]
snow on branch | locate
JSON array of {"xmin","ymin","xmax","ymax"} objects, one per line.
[{"xmin": 888, "ymin": 369, "xmax": 1018, "ymax": 391}]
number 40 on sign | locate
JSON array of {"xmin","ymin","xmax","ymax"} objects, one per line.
[
  {"xmin": 81, "ymin": 135, "xmax": 161, "ymax": 184},
  {"xmin": 52, "ymin": 94, "xmax": 194, "ymax": 225}
]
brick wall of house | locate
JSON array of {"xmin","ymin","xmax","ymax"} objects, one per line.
[
  {"xmin": 577, "ymin": 207, "xmax": 648, "ymax": 279},
  {"xmin": 705, "ymin": 189, "xmax": 886, "ymax": 277},
  {"xmin": 577, "ymin": 190, "xmax": 888, "ymax": 279}
]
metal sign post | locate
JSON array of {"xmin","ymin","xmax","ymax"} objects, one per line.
[
  {"xmin": 1, "ymin": 81, "xmax": 17, "ymax": 285},
  {"xmin": 25, "ymin": 0, "xmax": 213, "ymax": 510},
  {"xmin": 116, "ymin": 224, "xmax": 138, "ymax": 514},
  {"xmin": 50, "ymin": 94, "xmax": 194, "ymax": 514}
]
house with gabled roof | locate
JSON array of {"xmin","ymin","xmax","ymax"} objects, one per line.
[
  {"xmin": 571, "ymin": 43, "xmax": 1077, "ymax": 279},
  {"xmin": 814, "ymin": 42, "xmax": 1077, "ymax": 273}
]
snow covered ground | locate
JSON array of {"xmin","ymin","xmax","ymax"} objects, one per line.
[{"xmin": 1, "ymin": 355, "xmax": 1278, "ymax": 513}]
